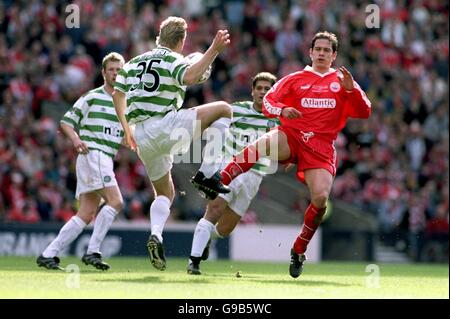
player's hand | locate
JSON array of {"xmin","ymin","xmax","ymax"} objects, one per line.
[
  {"xmin": 281, "ymin": 107, "xmax": 302, "ymax": 119},
  {"xmin": 124, "ymin": 132, "xmax": 137, "ymax": 152},
  {"xmin": 211, "ymin": 30, "xmax": 231, "ymax": 54},
  {"xmin": 337, "ymin": 66, "xmax": 354, "ymax": 91},
  {"xmin": 73, "ymin": 139, "xmax": 89, "ymax": 154}
]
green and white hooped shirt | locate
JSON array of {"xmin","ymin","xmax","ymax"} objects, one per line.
[
  {"xmin": 114, "ymin": 46, "xmax": 191, "ymax": 124},
  {"xmin": 61, "ymin": 86, "xmax": 123, "ymax": 158},
  {"xmin": 224, "ymin": 101, "xmax": 280, "ymax": 175}
]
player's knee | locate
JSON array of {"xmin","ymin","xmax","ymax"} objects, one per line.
[
  {"xmin": 312, "ymin": 191, "xmax": 329, "ymax": 208},
  {"xmin": 216, "ymin": 223, "xmax": 232, "ymax": 237},
  {"xmin": 153, "ymin": 187, "xmax": 175, "ymax": 203},
  {"xmin": 165, "ymin": 191, "xmax": 175, "ymax": 203},
  {"xmin": 108, "ymin": 198, "xmax": 124, "ymax": 212},
  {"xmin": 76, "ymin": 211, "xmax": 95, "ymax": 224},
  {"xmin": 218, "ymin": 101, "xmax": 232, "ymax": 118}
]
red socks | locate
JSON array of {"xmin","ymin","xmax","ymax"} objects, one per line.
[
  {"xmin": 293, "ymin": 204, "xmax": 326, "ymax": 254},
  {"xmin": 220, "ymin": 144, "xmax": 260, "ymax": 185}
]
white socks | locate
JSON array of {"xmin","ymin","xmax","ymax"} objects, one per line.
[
  {"xmin": 199, "ymin": 117, "xmax": 231, "ymax": 178},
  {"xmin": 190, "ymin": 218, "xmax": 215, "ymax": 257},
  {"xmin": 87, "ymin": 205, "xmax": 117, "ymax": 254},
  {"xmin": 42, "ymin": 216, "xmax": 87, "ymax": 258},
  {"xmin": 150, "ymin": 195, "xmax": 171, "ymax": 242}
]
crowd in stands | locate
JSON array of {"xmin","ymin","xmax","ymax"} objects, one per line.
[{"xmin": 0, "ymin": 0, "xmax": 448, "ymax": 260}]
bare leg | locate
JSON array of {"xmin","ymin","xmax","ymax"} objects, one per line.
[{"xmin": 292, "ymin": 169, "xmax": 333, "ymax": 255}]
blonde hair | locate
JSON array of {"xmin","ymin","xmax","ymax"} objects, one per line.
[
  {"xmin": 156, "ymin": 16, "xmax": 187, "ymax": 49},
  {"xmin": 102, "ymin": 52, "xmax": 125, "ymax": 70}
]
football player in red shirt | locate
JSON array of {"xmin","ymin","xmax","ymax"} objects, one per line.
[{"xmin": 192, "ymin": 31, "xmax": 372, "ymax": 278}]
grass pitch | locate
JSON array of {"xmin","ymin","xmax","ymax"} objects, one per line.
[{"xmin": 0, "ymin": 256, "xmax": 447, "ymax": 299}]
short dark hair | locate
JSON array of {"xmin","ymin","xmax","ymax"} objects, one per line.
[
  {"xmin": 311, "ymin": 31, "xmax": 338, "ymax": 52},
  {"xmin": 252, "ymin": 72, "xmax": 277, "ymax": 88}
]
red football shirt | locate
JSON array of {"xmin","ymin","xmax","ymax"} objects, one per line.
[{"xmin": 263, "ymin": 66, "xmax": 371, "ymax": 142}]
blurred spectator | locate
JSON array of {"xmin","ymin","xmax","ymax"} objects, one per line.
[
  {"xmin": 405, "ymin": 121, "xmax": 426, "ymax": 172},
  {"xmin": 407, "ymin": 192, "xmax": 428, "ymax": 261},
  {"xmin": 6, "ymin": 198, "xmax": 40, "ymax": 223},
  {"xmin": 54, "ymin": 199, "xmax": 76, "ymax": 223},
  {"xmin": 240, "ymin": 209, "xmax": 258, "ymax": 224},
  {"xmin": 127, "ymin": 198, "xmax": 147, "ymax": 222},
  {"xmin": 426, "ymin": 203, "xmax": 449, "ymax": 238}
]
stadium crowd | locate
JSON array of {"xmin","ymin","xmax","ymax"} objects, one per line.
[{"xmin": 0, "ymin": 0, "xmax": 448, "ymax": 261}]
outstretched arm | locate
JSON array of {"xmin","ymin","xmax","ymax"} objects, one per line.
[
  {"xmin": 338, "ymin": 66, "xmax": 371, "ymax": 119},
  {"xmin": 183, "ymin": 30, "xmax": 230, "ymax": 85}
]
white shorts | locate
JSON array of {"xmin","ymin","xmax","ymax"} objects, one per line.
[
  {"xmin": 134, "ymin": 109, "xmax": 199, "ymax": 181},
  {"xmin": 219, "ymin": 170, "xmax": 263, "ymax": 217},
  {"xmin": 75, "ymin": 150, "xmax": 118, "ymax": 199}
]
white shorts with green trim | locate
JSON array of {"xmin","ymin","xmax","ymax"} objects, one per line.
[
  {"xmin": 75, "ymin": 150, "xmax": 117, "ymax": 199},
  {"xmin": 218, "ymin": 170, "xmax": 263, "ymax": 217},
  {"xmin": 134, "ymin": 108, "xmax": 199, "ymax": 181}
]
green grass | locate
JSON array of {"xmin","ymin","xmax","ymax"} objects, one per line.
[{"xmin": 0, "ymin": 256, "xmax": 447, "ymax": 299}]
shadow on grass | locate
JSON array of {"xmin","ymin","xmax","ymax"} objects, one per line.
[
  {"xmin": 245, "ymin": 278, "xmax": 350, "ymax": 287},
  {"xmin": 200, "ymin": 272, "xmax": 350, "ymax": 286},
  {"xmin": 94, "ymin": 274, "xmax": 350, "ymax": 287},
  {"xmin": 95, "ymin": 276, "xmax": 212, "ymax": 284}
]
